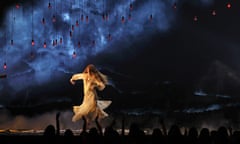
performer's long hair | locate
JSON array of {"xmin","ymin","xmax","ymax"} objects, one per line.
[{"xmin": 83, "ymin": 64, "xmax": 108, "ymax": 89}]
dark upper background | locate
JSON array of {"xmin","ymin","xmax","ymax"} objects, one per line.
[{"xmin": 1, "ymin": 0, "xmax": 240, "ymax": 115}]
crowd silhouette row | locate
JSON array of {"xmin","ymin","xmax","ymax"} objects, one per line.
[{"xmin": 1, "ymin": 112, "xmax": 240, "ymax": 144}]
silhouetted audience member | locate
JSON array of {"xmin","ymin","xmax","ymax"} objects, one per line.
[
  {"xmin": 214, "ymin": 126, "xmax": 229, "ymax": 144},
  {"xmin": 186, "ymin": 127, "xmax": 198, "ymax": 144},
  {"xmin": 151, "ymin": 128, "xmax": 166, "ymax": 144},
  {"xmin": 167, "ymin": 124, "xmax": 184, "ymax": 144},
  {"xmin": 211, "ymin": 130, "xmax": 218, "ymax": 144},
  {"xmin": 104, "ymin": 118, "xmax": 120, "ymax": 144},
  {"xmin": 128, "ymin": 122, "xmax": 145, "ymax": 137},
  {"xmin": 64, "ymin": 129, "xmax": 74, "ymax": 136},
  {"xmin": 198, "ymin": 128, "xmax": 211, "ymax": 144},
  {"xmin": 43, "ymin": 124, "xmax": 56, "ymax": 136},
  {"xmin": 127, "ymin": 122, "xmax": 146, "ymax": 144},
  {"xmin": 230, "ymin": 130, "xmax": 240, "ymax": 144},
  {"xmin": 56, "ymin": 112, "xmax": 61, "ymax": 136}
]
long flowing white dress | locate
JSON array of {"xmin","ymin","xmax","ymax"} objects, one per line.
[{"xmin": 70, "ymin": 72, "xmax": 111, "ymax": 122}]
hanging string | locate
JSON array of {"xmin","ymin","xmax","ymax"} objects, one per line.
[
  {"xmin": 81, "ymin": 0, "xmax": 84, "ymax": 22},
  {"xmin": 75, "ymin": 0, "xmax": 79, "ymax": 27},
  {"xmin": 106, "ymin": 0, "xmax": 109, "ymax": 21},
  {"xmin": 31, "ymin": 0, "xmax": 34, "ymax": 44},
  {"xmin": 85, "ymin": 0, "xmax": 89, "ymax": 23},
  {"xmin": 71, "ymin": 0, "xmax": 75, "ymax": 32},
  {"xmin": 129, "ymin": 0, "xmax": 132, "ymax": 21},
  {"xmin": 102, "ymin": 0, "xmax": 105, "ymax": 21},
  {"xmin": 69, "ymin": 1, "xmax": 76, "ymax": 58},
  {"xmin": 48, "ymin": 0, "xmax": 51, "ymax": 9},
  {"xmin": 54, "ymin": 0, "xmax": 58, "ymax": 46},
  {"xmin": 106, "ymin": 0, "xmax": 111, "ymax": 41},
  {"xmin": 150, "ymin": 0, "xmax": 153, "ymax": 22},
  {"xmin": 59, "ymin": 0, "xmax": 63, "ymax": 45},
  {"xmin": 78, "ymin": 0, "xmax": 81, "ymax": 48},
  {"xmin": 31, "ymin": 0, "xmax": 34, "ymax": 59},
  {"xmin": 70, "ymin": 1, "xmax": 73, "ymax": 38},
  {"xmin": 4, "ymin": 32, "xmax": 7, "ymax": 70},
  {"xmin": 11, "ymin": 7, "xmax": 15, "ymax": 46}
]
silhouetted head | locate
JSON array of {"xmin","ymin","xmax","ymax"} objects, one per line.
[
  {"xmin": 188, "ymin": 127, "xmax": 198, "ymax": 138},
  {"xmin": 168, "ymin": 124, "xmax": 181, "ymax": 137},
  {"xmin": 64, "ymin": 129, "xmax": 74, "ymax": 136},
  {"xmin": 43, "ymin": 124, "xmax": 55, "ymax": 136},
  {"xmin": 104, "ymin": 126, "xmax": 119, "ymax": 137},
  {"xmin": 199, "ymin": 128, "xmax": 210, "ymax": 138},
  {"xmin": 152, "ymin": 128, "xmax": 163, "ymax": 137},
  {"xmin": 128, "ymin": 122, "xmax": 145, "ymax": 136},
  {"xmin": 89, "ymin": 127, "xmax": 99, "ymax": 137}
]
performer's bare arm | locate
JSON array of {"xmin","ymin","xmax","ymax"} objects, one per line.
[
  {"xmin": 70, "ymin": 73, "xmax": 85, "ymax": 85},
  {"xmin": 96, "ymin": 80, "xmax": 105, "ymax": 91}
]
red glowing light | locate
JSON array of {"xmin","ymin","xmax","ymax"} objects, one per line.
[
  {"xmin": 3, "ymin": 62, "xmax": 7, "ymax": 70},
  {"xmin": 173, "ymin": 2, "xmax": 177, "ymax": 9},
  {"xmin": 44, "ymin": 42, "xmax": 47, "ymax": 48},
  {"xmin": 48, "ymin": 2, "xmax": 51, "ymax": 9},
  {"xmin": 128, "ymin": 14, "xmax": 132, "ymax": 20},
  {"xmin": 227, "ymin": 3, "xmax": 231, "ymax": 9},
  {"xmin": 72, "ymin": 25, "xmax": 74, "ymax": 31},
  {"xmin": 149, "ymin": 14, "xmax": 153, "ymax": 22},
  {"xmin": 52, "ymin": 40, "xmax": 55, "ymax": 46},
  {"xmin": 81, "ymin": 14, "xmax": 84, "ymax": 21},
  {"xmin": 42, "ymin": 18, "xmax": 45, "ymax": 24},
  {"xmin": 102, "ymin": 14, "xmax": 105, "ymax": 21},
  {"xmin": 212, "ymin": 10, "xmax": 216, "ymax": 16},
  {"xmin": 107, "ymin": 33, "xmax": 111, "ymax": 41},
  {"xmin": 52, "ymin": 15, "xmax": 56, "ymax": 23},
  {"xmin": 60, "ymin": 38, "xmax": 63, "ymax": 44},
  {"xmin": 121, "ymin": 16, "xmax": 125, "ymax": 23},
  {"xmin": 72, "ymin": 51, "xmax": 76, "ymax": 58},
  {"xmin": 193, "ymin": 16, "xmax": 198, "ymax": 21},
  {"xmin": 105, "ymin": 13, "xmax": 109, "ymax": 21},
  {"xmin": 31, "ymin": 39, "xmax": 35, "ymax": 46},
  {"xmin": 130, "ymin": 3, "xmax": 133, "ymax": 11},
  {"xmin": 76, "ymin": 20, "xmax": 79, "ymax": 26},
  {"xmin": 16, "ymin": 3, "xmax": 20, "ymax": 9}
]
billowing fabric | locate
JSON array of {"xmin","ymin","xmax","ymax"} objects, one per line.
[{"xmin": 70, "ymin": 64, "xmax": 111, "ymax": 122}]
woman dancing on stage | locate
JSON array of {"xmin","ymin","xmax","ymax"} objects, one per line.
[{"xmin": 70, "ymin": 64, "xmax": 111, "ymax": 123}]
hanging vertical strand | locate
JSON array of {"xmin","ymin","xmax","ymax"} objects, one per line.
[
  {"xmin": 85, "ymin": 0, "xmax": 89, "ymax": 23},
  {"xmin": 129, "ymin": 0, "xmax": 133, "ymax": 21},
  {"xmin": 59, "ymin": 0, "xmax": 63, "ymax": 45},
  {"xmin": 30, "ymin": 0, "xmax": 35, "ymax": 58},
  {"xmin": 3, "ymin": 32, "xmax": 7, "ymax": 70},
  {"xmin": 81, "ymin": 0, "xmax": 84, "ymax": 22},
  {"xmin": 11, "ymin": 7, "xmax": 15, "ymax": 46},
  {"xmin": 48, "ymin": 0, "xmax": 52, "ymax": 9},
  {"xmin": 102, "ymin": 0, "xmax": 105, "ymax": 21},
  {"xmin": 106, "ymin": 0, "xmax": 111, "ymax": 41},
  {"xmin": 78, "ymin": 0, "xmax": 81, "ymax": 48},
  {"xmin": 150, "ymin": 0, "xmax": 153, "ymax": 22}
]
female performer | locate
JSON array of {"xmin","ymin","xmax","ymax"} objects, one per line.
[{"xmin": 70, "ymin": 64, "xmax": 111, "ymax": 123}]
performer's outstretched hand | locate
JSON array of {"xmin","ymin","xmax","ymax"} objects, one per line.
[{"xmin": 70, "ymin": 79, "xmax": 75, "ymax": 85}]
